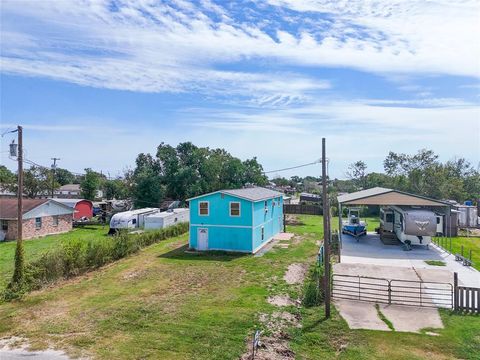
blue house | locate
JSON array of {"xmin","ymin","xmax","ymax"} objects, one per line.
[{"xmin": 187, "ymin": 187, "xmax": 284, "ymax": 253}]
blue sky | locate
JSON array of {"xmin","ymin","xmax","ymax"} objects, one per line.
[{"xmin": 1, "ymin": 0, "xmax": 479, "ymax": 179}]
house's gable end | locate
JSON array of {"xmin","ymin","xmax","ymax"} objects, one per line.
[{"xmin": 23, "ymin": 200, "xmax": 75, "ymax": 219}]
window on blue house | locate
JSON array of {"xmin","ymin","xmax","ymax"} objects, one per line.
[
  {"xmin": 261, "ymin": 226, "xmax": 264, "ymax": 240},
  {"xmin": 230, "ymin": 202, "xmax": 240, "ymax": 217},
  {"xmin": 199, "ymin": 201, "xmax": 209, "ymax": 216}
]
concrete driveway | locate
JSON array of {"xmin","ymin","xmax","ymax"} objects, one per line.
[
  {"xmin": 334, "ymin": 233, "xmax": 479, "ymax": 332},
  {"xmin": 335, "ymin": 299, "xmax": 443, "ymax": 333},
  {"xmin": 339, "ymin": 233, "xmax": 480, "ymax": 288}
]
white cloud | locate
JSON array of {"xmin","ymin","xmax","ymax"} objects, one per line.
[{"xmin": 1, "ymin": 0, "xmax": 479, "ymax": 99}]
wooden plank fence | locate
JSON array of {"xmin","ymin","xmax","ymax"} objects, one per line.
[
  {"xmin": 455, "ymin": 286, "xmax": 480, "ymax": 313},
  {"xmin": 284, "ymin": 204, "xmax": 322, "ymax": 215},
  {"xmin": 453, "ymin": 273, "xmax": 480, "ymax": 313}
]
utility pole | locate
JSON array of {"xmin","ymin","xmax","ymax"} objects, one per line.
[
  {"xmin": 51, "ymin": 157, "xmax": 60, "ymax": 197},
  {"xmin": 322, "ymin": 137, "xmax": 331, "ymax": 319},
  {"xmin": 12, "ymin": 125, "xmax": 24, "ymax": 285}
]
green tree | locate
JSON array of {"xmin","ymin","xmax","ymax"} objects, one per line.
[
  {"xmin": 131, "ymin": 142, "xmax": 269, "ymax": 207},
  {"xmin": 80, "ymin": 168, "xmax": 100, "ymax": 200},
  {"xmin": 23, "ymin": 166, "xmax": 56, "ymax": 198},
  {"xmin": 243, "ymin": 157, "xmax": 268, "ymax": 185},
  {"xmin": 104, "ymin": 179, "xmax": 129, "ymax": 200},
  {"xmin": 346, "ymin": 160, "xmax": 368, "ymax": 189},
  {"xmin": 55, "ymin": 168, "xmax": 75, "ymax": 186},
  {"xmin": 0, "ymin": 165, "xmax": 16, "ymax": 191},
  {"xmin": 132, "ymin": 168, "xmax": 163, "ymax": 208}
]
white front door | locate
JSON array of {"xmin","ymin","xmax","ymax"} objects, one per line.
[{"xmin": 197, "ymin": 228, "xmax": 208, "ymax": 250}]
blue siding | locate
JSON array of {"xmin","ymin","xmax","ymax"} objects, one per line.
[
  {"xmin": 252, "ymin": 196, "xmax": 283, "ymax": 252},
  {"xmin": 189, "ymin": 191, "xmax": 283, "ymax": 253},
  {"xmin": 190, "ymin": 193, "xmax": 253, "ymax": 227},
  {"xmin": 190, "ymin": 225, "xmax": 252, "ymax": 252}
]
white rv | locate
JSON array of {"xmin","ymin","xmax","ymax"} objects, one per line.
[
  {"xmin": 380, "ymin": 206, "xmax": 438, "ymax": 250},
  {"xmin": 108, "ymin": 208, "xmax": 159, "ymax": 234},
  {"xmin": 144, "ymin": 208, "xmax": 189, "ymax": 230},
  {"xmin": 390, "ymin": 206, "xmax": 437, "ymax": 250}
]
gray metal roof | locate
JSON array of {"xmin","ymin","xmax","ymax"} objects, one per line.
[
  {"xmin": 186, "ymin": 187, "xmax": 283, "ymax": 202},
  {"xmin": 337, "ymin": 187, "xmax": 392, "ymax": 203},
  {"xmin": 222, "ymin": 187, "xmax": 283, "ymax": 202},
  {"xmin": 337, "ymin": 187, "xmax": 449, "ymax": 207}
]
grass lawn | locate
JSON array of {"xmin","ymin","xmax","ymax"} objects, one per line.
[
  {"xmin": 0, "ymin": 215, "xmax": 478, "ymax": 359},
  {"xmin": 434, "ymin": 236, "xmax": 480, "ymax": 271},
  {"xmin": 0, "ymin": 225, "xmax": 108, "ymax": 288}
]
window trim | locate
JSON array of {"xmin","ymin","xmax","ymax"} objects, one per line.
[
  {"xmin": 199, "ymin": 201, "xmax": 209, "ymax": 216},
  {"xmin": 229, "ymin": 201, "xmax": 241, "ymax": 217},
  {"xmin": 35, "ymin": 217, "xmax": 42, "ymax": 229},
  {"xmin": 1, "ymin": 220, "xmax": 8, "ymax": 231},
  {"xmin": 261, "ymin": 226, "xmax": 265, "ymax": 241},
  {"xmin": 52, "ymin": 215, "xmax": 59, "ymax": 227}
]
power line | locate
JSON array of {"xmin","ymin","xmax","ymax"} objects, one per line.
[{"xmin": 263, "ymin": 159, "xmax": 328, "ymax": 174}]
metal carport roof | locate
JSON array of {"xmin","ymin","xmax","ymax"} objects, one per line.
[{"xmin": 337, "ymin": 187, "xmax": 449, "ymax": 207}]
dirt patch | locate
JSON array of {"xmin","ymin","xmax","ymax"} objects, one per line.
[
  {"xmin": 285, "ymin": 215, "xmax": 304, "ymax": 226},
  {"xmin": 122, "ymin": 269, "xmax": 148, "ymax": 280},
  {"xmin": 284, "ymin": 263, "xmax": 308, "ymax": 285},
  {"xmin": 242, "ymin": 311, "xmax": 300, "ymax": 360},
  {"xmin": 0, "ymin": 337, "xmax": 72, "ymax": 359},
  {"xmin": 267, "ymin": 295, "xmax": 296, "ymax": 307}
]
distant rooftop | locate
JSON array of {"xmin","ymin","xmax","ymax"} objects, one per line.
[{"xmin": 58, "ymin": 184, "xmax": 81, "ymax": 191}]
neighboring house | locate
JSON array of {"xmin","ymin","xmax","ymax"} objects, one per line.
[
  {"xmin": 55, "ymin": 184, "xmax": 103, "ymax": 199},
  {"xmin": 55, "ymin": 184, "xmax": 81, "ymax": 198},
  {"xmin": 50, "ymin": 198, "xmax": 93, "ymax": 220},
  {"xmin": 187, "ymin": 187, "xmax": 284, "ymax": 253},
  {"xmin": 0, "ymin": 198, "xmax": 74, "ymax": 241},
  {"xmin": 300, "ymin": 192, "xmax": 322, "ymax": 204}
]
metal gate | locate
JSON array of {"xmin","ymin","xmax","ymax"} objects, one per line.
[{"xmin": 332, "ymin": 274, "xmax": 453, "ymax": 309}]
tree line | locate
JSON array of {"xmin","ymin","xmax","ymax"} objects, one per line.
[
  {"xmin": 0, "ymin": 142, "xmax": 268, "ymax": 206},
  {"xmin": 1, "ymin": 147, "xmax": 477, "ymax": 206},
  {"xmin": 273, "ymin": 149, "xmax": 479, "ymax": 204}
]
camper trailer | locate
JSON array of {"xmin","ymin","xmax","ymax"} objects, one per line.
[
  {"xmin": 389, "ymin": 206, "xmax": 437, "ymax": 250},
  {"xmin": 144, "ymin": 208, "xmax": 189, "ymax": 230},
  {"xmin": 109, "ymin": 208, "xmax": 159, "ymax": 234}
]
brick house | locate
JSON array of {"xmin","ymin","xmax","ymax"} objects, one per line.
[{"xmin": 0, "ymin": 199, "xmax": 74, "ymax": 241}]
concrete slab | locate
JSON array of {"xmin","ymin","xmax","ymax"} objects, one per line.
[
  {"xmin": 340, "ymin": 233, "xmax": 480, "ymax": 288},
  {"xmin": 334, "ymin": 299, "xmax": 391, "ymax": 331},
  {"xmin": 334, "ymin": 262, "xmax": 419, "ymax": 281},
  {"xmin": 379, "ymin": 304, "xmax": 443, "ymax": 333}
]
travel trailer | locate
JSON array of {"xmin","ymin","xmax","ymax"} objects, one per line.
[
  {"xmin": 383, "ymin": 206, "xmax": 437, "ymax": 250},
  {"xmin": 144, "ymin": 208, "xmax": 189, "ymax": 230},
  {"xmin": 108, "ymin": 208, "xmax": 159, "ymax": 234}
]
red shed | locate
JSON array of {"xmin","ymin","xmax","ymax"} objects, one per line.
[{"xmin": 51, "ymin": 198, "xmax": 93, "ymax": 220}]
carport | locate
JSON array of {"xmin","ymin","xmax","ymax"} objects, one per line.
[{"xmin": 336, "ymin": 187, "xmax": 453, "ymax": 248}]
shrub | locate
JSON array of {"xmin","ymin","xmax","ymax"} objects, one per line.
[
  {"xmin": 302, "ymin": 265, "xmax": 325, "ymax": 307},
  {"xmin": 3, "ymin": 222, "xmax": 189, "ymax": 300}
]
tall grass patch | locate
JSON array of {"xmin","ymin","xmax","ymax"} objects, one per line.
[{"xmin": 3, "ymin": 222, "xmax": 189, "ymax": 300}]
